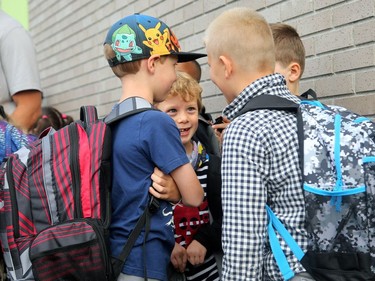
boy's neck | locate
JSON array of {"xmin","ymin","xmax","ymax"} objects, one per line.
[
  {"xmin": 288, "ymin": 81, "xmax": 300, "ymax": 96},
  {"xmin": 119, "ymin": 75, "xmax": 154, "ymax": 104}
]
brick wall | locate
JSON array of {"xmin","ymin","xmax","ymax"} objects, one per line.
[{"xmin": 28, "ymin": 0, "xmax": 375, "ymax": 119}]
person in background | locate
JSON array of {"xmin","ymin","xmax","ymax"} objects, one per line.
[
  {"xmin": 176, "ymin": 60, "xmax": 202, "ymax": 84},
  {"xmin": 155, "ymin": 71, "xmax": 222, "ymax": 280},
  {"xmin": 103, "ymin": 13, "xmax": 204, "ymax": 281},
  {"xmin": 204, "ymin": 7, "xmax": 312, "ymax": 280},
  {"xmin": 32, "ymin": 106, "xmax": 74, "ymax": 136},
  {"xmin": 0, "ymin": 10, "xmax": 42, "ymax": 132},
  {"xmin": 270, "ymin": 22, "xmax": 306, "ymax": 96},
  {"xmin": 176, "ymin": 61, "xmax": 221, "ymax": 157}
]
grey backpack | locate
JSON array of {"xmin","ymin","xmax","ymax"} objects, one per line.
[{"xmin": 239, "ymin": 93, "xmax": 375, "ymax": 281}]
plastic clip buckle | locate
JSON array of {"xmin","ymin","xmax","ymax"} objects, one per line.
[{"xmin": 148, "ymin": 196, "xmax": 160, "ymax": 214}]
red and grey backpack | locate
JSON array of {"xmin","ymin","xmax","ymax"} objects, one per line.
[
  {"xmin": 237, "ymin": 91, "xmax": 375, "ymax": 281},
  {"xmin": 0, "ymin": 98, "xmax": 158, "ymax": 281}
]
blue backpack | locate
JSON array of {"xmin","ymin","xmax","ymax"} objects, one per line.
[
  {"xmin": 0, "ymin": 105, "xmax": 36, "ymax": 163},
  {"xmin": 240, "ymin": 92, "xmax": 375, "ymax": 281}
]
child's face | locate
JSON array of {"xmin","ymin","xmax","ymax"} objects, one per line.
[
  {"xmin": 207, "ymin": 53, "xmax": 232, "ymax": 103},
  {"xmin": 157, "ymin": 95, "xmax": 199, "ymax": 153}
]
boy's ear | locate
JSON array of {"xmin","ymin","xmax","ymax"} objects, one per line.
[
  {"xmin": 288, "ymin": 62, "xmax": 301, "ymax": 82},
  {"xmin": 147, "ymin": 55, "xmax": 161, "ymax": 73},
  {"xmin": 219, "ymin": 55, "xmax": 233, "ymax": 79}
]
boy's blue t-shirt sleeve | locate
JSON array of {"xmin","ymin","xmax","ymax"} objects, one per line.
[{"xmin": 140, "ymin": 110, "xmax": 189, "ymax": 173}]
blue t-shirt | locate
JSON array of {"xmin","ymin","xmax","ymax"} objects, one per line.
[{"xmin": 110, "ymin": 109, "xmax": 189, "ymax": 281}]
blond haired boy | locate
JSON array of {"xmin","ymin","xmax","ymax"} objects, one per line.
[
  {"xmin": 205, "ymin": 8, "xmax": 312, "ymax": 281},
  {"xmin": 155, "ymin": 72, "xmax": 223, "ymax": 280},
  {"xmin": 103, "ymin": 14, "xmax": 204, "ymax": 281}
]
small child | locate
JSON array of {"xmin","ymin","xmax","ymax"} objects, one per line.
[
  {"xmin": 103, "ymin": 14, "xmax": 205, "ymax": 281},
  {"xmin": 155, "ymin": 72, "xmax": 222, "ymax": 281},
  {"xmin": 32, "ymin": 106, "xmax": 74, "ymax": 135}
]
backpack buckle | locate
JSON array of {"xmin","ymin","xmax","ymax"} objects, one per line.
[{"xmin": 148, "ymin": 196, "xmax": 160, "ymax": 214}]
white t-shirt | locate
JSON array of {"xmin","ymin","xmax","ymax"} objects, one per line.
[{"xmin": 0, "ymin": 11, "xmax": 42, "ymax": 112}]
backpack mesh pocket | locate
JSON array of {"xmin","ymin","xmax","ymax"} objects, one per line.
[{"xmin": 30, "ymin": 219, "xmax": 111, "ymax": 281}]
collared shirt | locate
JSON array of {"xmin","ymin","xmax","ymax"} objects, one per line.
[{"xmin": 221, "ymin": 74, "xmax": 309, "ymax": 280}]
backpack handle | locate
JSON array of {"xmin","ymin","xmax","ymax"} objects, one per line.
[{"xmin": 80, "ymin": 106, "xmax": 98, "ymax": 124}]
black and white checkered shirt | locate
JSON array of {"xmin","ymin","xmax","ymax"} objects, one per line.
[{"xmin": 221, "ymin": 74, "xmax": 309, "ymax": 280}]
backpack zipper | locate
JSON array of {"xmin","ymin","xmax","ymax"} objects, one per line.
[
  {"xmin": 6, "ymin": 156, "xmax": 20, "ymax": 238},
  {"xmin": 68, "ymin": 124, "xmax": 82, "ymax": 218},
  {"xmin": 87, "ymin": 218, "xmax": 112, "ymax": 280}
]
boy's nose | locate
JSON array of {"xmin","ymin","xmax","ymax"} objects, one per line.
[{"xmin": 177, "ymin": 112, "xmax": 189, "ymax": 123}]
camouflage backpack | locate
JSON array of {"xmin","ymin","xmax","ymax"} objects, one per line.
[{"xmin": 240, "ymin": 93, "xmax": 375, "ymax": 281}]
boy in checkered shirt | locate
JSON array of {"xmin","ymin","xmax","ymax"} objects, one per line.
[{"xmin": 204, "ymin": 8, "xmax": 313, "ymax": 281}]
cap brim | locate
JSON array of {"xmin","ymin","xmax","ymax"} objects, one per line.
[{"xmin": 176, "ymin": 52, "xmax": 207, "ymax": 63}]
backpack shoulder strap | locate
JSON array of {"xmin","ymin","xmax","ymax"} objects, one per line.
[
  {"xmin": 236, "ymin": 95, "xmax": 299, "ymax": 118},
  {"xmin": 194, "ymin": 120, "xmax": 221, "ymax": 157},
  {"xmin": 112, "ymin": 196, "xmax": 160, "ymax": 279},
  {"xmin": 104, "ymin": 97, "xmax": 155, "ymax": 125},
  {"xmin": 236, "ymin": 94, "xmax": 304, "ymax": 173},
  {"xmin": 0, "ymin": 105, "xmax": 7, "ymax": 120},
  {"xmin": 300, "ymin": 89, "xmax": 318, "ymax": 100},
  {"xmin": 206, "ymin": 153, "xmax": 222, "ymax": 221}
]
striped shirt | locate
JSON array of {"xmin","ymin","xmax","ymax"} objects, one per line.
[
  {"xmin": 221, "ymin": 74, "xmax": 309, "ymax": 280},
  {"xmin": 173, "ymin": 143, "xmax": 220, "ymax": 281}
]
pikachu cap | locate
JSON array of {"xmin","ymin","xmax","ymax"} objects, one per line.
[{"xmin": 104, "ymin": 13, "xmax": 206, "ymax": 67}]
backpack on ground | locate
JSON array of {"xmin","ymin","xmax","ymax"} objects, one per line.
[
  {"xmin": 0, "ymin": 100, "xmax": 159, "ymax": 281},
  {"xmin": 238, "ymin": 92, "xmax": 375, "ymax": 281}
]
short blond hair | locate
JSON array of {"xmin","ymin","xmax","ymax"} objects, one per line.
[
  {"xmin": 103, "ymin": 44, "xmax": 141, "ymax": 77},
  {"xmin": 270, "ymin": 23, "xmax": 305, "ymax": 78},
  {"xmin": 159, "ymin": 71, "xmax": 203, "ymax": 113},
  {"xmin": 204, "ymin": 7, "xmax": 275, "ymax": 72}
]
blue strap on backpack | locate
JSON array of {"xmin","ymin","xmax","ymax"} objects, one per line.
[{"xmin": 266, "ymin": 206, "xmax": 305, "ymax": 280}]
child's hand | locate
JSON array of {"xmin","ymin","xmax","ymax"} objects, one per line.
[
  {"xmin": 186, "ymin": 240, "xmax": 206, "ymax": 266},
  {"xmin": 171, "ymin": 242, "xmax": 187, "ymax": 272},
  {"xmin": 212, "ymin": 115, "xmax": 230, "ymax": 145},
  {"xmin": 149, "ymin": 167, "xmax": 181, "ymax": 203}
]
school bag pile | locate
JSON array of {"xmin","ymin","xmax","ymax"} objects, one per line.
[
  {"xmin": 0, "ymin": 101, "xmax": 158, "ymax": 281},
  {"xmin": 239, "ymin": 91, "xmax": 375, "ymax": 281}
]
